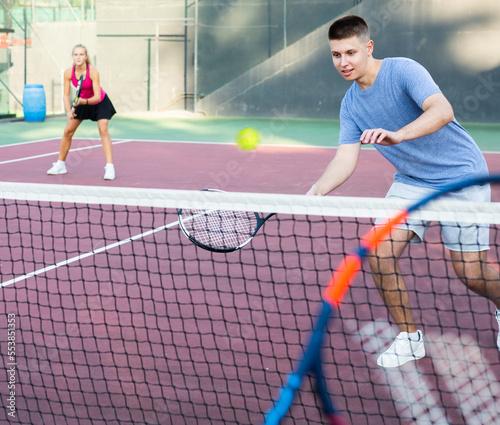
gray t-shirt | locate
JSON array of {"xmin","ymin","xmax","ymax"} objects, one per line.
[{"xmin": 339, "ymin": 57, "xmax": 488, "ymax": 189}]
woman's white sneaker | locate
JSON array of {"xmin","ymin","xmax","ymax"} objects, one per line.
[
  {"xmin": 104, "ymin": 164, "xmax": 115, "ymax": 180},
  {"xmin": 47, "ymin": 161, "xmax": 67, "ymax": 175}
]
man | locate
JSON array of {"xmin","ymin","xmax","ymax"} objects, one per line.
[{"xmin": 307, "ymin": 15, "xmax": 500, "ymax": 368}]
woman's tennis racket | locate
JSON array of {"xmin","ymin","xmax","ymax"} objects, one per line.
[
  {"xmin": 264, "ymin": 174, "xmax": 500, "ymax": 425},
  {"xmin": 71, "ymin": 74, "xmax": 84, "ymax": 114},
  {"xmin": 178, "ymin": 190, "xmax": 275, "ymax": 253}
]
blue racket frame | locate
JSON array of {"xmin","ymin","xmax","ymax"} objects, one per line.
[{"xmin": 264, "ymin": 174, "xmax": 500, "ymax": 425}]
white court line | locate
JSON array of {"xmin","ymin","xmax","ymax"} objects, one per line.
[
  {"xmin": 0, "ymin": 137, "xmax": 66, "ymax": 147},
  {"xmin": 4, "ymin": 136, "xmax": 499, "ymax": 153},
  {"xmin": 120, "ymin": 138, "xmax": 338, "ymax": 149},
  {"xmin": 0, "ymin": 139, "xmax": 134, "ymax": 165},
  {"xmin": 0, "ymin": 218, "xmax": 181, "ymax": 288},
  {"xmin": 44, "ymin": 138, "xmax": 500, "ymax": 154},
  {"xmin": 1, "ymin": 136, "xmax": 336, "ymax": 149}
]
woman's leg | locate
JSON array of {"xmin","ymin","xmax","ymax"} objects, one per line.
[
  {"xmin": 58, "ymin": 118, "xmax": 83, "ymax": 161},
  {"xmin": 97, "ymin": 119, "xmax": 113, "ymax": 164}
]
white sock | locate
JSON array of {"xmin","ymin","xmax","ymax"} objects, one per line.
[
  {"xmin": 105, "ymin": 163, "xmax": 114, "ymax": 168},
  {"xmin": 57, "ymin": 160, "xmax": 65, "ymax": 165},
  {"xmin": 408, "ymin": 331, "xmax": 420, "ymax": 341}
]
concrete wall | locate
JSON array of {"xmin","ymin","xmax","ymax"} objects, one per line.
[
  {"xmin": 8, "ymin": 0, "xmax": 193, "ymax": 115},
  {"xmin": 6, "ymin": 0, "xmax": 358, "ymax": 116},
  {"xmin": 95, "ymin": 0, "xmax": 194, "ymax": 114},
  {"xmin": 195, "ymin": 0, "xmax": 354, "ymax": 97},
  {"xmin": 9, "ymin": 21, "xmax": 96, "ymax": 114},
  {"xmin": 197, "ymin": 0, "xmax": 500, "ymax": 123},
  {"xmin": 8, "ymin": 0, "xmax": 500, "ymax": 122}
]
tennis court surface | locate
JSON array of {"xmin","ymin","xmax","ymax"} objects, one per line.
[{"xmin": 1, "ymin": 124, "xmax": 500, "ymax": 425}]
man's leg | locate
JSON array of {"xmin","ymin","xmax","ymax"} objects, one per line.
[
  {"xmin": 368, "ymin": 228, "xmax": 425, "ymax": 367},
  {"xmin": 369, "ymin": 228, "xmax": 417, "ymax": 331},
  {"xmin": 450, "ymin": 250, "xmax": 500, "ymax": 350}
]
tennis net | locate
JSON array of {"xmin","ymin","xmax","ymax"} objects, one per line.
[{"xmin": 1, "ymin": 182, "xmax": 499, "ymax": 425}]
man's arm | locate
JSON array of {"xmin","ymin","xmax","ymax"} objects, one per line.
[
  {"xmin": 306, "ymin": 142, "xmax": 361, "ymax": 196},
  {"xmin": 360, "ymin": 92, "xmax": 455, "ymax": 146}
]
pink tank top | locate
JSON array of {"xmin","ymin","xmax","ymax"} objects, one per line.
[{"xmin": 72, "ymin": 64, "xmax": 105, "ymax": 103}]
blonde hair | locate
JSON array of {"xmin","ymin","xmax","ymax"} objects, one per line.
[{"xmin": 72, "ymin": 44, "xmax": 91, "ymax": 65}]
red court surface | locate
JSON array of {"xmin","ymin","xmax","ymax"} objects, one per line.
[
  {"xmin": 2, "ymin": 137, "xmax": 500, "ymax": 199},
  {"xmin": 1, "ymin": 138, "xmax": 500, "ymax": 425},
  {"xmin": 0, "ymin": 138, "xmax": 396, "ymax": 196}
]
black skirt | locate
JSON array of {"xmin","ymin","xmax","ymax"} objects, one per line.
[{"xmin": 74, "ymin": 94, "xmax": 116, "ymax": 121}]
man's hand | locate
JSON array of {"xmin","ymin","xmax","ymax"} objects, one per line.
[
  {"xmin": 360, "ymin": 128, "xmax": 404, "ymax": 146},
  {"xmin": 306, "ymin": 186, "xmax": 321, "ymax": 196}
]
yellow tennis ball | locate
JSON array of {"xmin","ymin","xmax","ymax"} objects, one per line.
[{"xmin": 235, "ymin": 127, "xmax": 261, "ymax": 151}]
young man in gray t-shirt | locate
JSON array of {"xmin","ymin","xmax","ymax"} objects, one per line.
[{"xmin": 307, "ymin": 15, "xmax": 500, "ymax": 368}]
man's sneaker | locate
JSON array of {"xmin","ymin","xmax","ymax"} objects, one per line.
[
  {"xmin": 104, "ymin": 164, "xmax": 115, "ymax": 180},
  {"xmin": 377, "ymin": 330, "xmax": 425, "ymax": 368},
  {"xmin": 495, "ymin": 309, "xmax": 500, "ymax": 351},
  {"xmin": 47, "ymin": 161, "xmax": 67, "ymax": 175}
]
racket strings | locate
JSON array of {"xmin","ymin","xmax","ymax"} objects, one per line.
[{"xmin": 182, "ymin": 209, "xmax": 258, "ymax": 250}]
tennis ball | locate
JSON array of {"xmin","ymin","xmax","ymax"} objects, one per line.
[{"xmin": 235, "ymin": 127, "xmax": 261, "ymax": 151}]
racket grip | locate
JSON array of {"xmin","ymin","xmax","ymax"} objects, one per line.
[{"xmin": 264, "ymin": 373, "xmax": 302, "ymax": 425}]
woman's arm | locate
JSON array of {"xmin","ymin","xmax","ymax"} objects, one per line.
[
  {"xmin": 87, "ymin": 65, "xmax": 102, "ymax": 105},
  {"xmin": 63, "ymin": 68, "xmax": 74, "ymax": 118}
]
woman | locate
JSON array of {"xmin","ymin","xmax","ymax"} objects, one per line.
[{"xmin": 47, "ymin": 44, "xmax": 116, "ymax": 180}]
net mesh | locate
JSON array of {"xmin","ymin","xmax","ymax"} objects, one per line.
[{"xmin": 1, "ymin": 182, "xmax": 500, "ymax": 425}]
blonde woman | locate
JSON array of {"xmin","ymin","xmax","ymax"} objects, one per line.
[{"xmin": 48, "ymin": 44, "xmax": 117, "ymax": 180}]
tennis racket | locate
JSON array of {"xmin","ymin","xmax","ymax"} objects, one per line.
[
  {"xmin": 264, "ymin": 174, "xmax": 500, "ymax": 425},
  {"xmin": 71, "ymin": 74, "xmax": 84, "ymax": 114},
  {"xmin": 178, "ymin": 189, "xmax": 275, "ymax": 253}
]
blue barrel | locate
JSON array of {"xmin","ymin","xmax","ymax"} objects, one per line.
[{"xmin": 23, "ymin": 84, "xmax": 46, "ymax": 122}]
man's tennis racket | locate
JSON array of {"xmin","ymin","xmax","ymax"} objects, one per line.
[
  {"xmin": 178, "ymin": 189, "xmax": 275, "ymax": 253},
  {"xmin": 264, "ymin": 174, "xmax": 500, "ymax": 425},
  {"xmin": 71, "ymin": 74, "xmax": 84, "ymax": 114}
]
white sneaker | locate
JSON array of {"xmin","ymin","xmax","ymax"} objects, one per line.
[
  {"xmin": 104, "ymin": 164, "xmax": 115, "ymax": 180},
  {"xmin": 495, "ymin": 310, "xmax": 500, "ymax": 351},
  {"xmin": 377, "ymin": 330, "xmax": 425, "ymax": 368},
  {"xmin": 47, "ymin": 161, "xmax": 67, "ymax": 175}
]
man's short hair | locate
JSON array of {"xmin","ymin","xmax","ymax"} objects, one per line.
[{"xmin": 328, "ymin": 15, "xmax": 370, "ymax": 42}]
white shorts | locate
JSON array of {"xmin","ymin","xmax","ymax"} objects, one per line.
[{"xmin": 375, "ymin": 181, "xmax": 491, "ymax": 252}]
